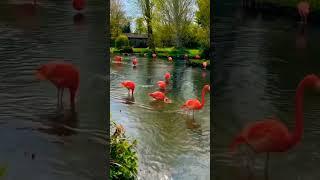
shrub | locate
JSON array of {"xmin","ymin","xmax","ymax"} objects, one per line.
[
  {"xmin": 115, "ymin": 35, "xmax": 129, "ymax": 49},
  {"xmin": 110, "ymin": 121, "xmax": 138, "ymax": 180},
  {"xmin": 120, "ymin": 46, "xmax": 134, "ymax": 54}
]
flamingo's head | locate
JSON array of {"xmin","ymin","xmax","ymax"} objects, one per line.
[
  {"xmin": 164, "ymin": 97, "xmax": 172, "ymax": 104},
  {"xmin": 35, "ymin": 64, "xmax": 52, "ymax": 80},
  {"xmin": 120, "ymin": 81, "xmax": 126, "ymax": 88},
  {"xmin": 301, "ymin": 74, "xmax": 320, "ymax": 92},
  {"xmin": 204, "ymin": 84, "xmax": 210, "ymax": 92}
]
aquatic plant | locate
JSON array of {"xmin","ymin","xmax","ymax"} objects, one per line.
[{"xmin": 110, "ymin": 120, "xmax": 138, "ymax": 180}]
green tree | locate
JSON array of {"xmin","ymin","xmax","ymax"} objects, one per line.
[
  {"xmin": 155, "ymin": 0, "xmax": 195, "ymax": 48},
  {"xmin": 134, "ymin": 17, "xmax": 147, "ymax": 34},
  {"xmin": 122, "ymin": 22, "xmax": 131, "ymax": 33},
  {"xmin": 137, "ymin": 0, "xmax": 156, "ymax": 52},
  {"xmin": 110, "ymin": 0, "xmax": 129, "ymax": 38},
  {"xmin": 195, "ymin": 0, "xmax": 209, "ymax": 49},
  {"xmin": 195, "ymin": 0, "xmax": 210, "ymax": 29}
]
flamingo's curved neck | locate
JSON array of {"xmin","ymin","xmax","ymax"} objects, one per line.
[
  {"xmin": 290, "ymin": 77, "xmax": 313, "ymax": 146},
  {"xmin": 200, "ymin": 87, "xmax": 207, "ymax": 108}
]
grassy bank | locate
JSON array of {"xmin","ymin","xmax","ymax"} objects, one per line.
[{"xmin": 110, "ymin": 47, "xmax": 206, "ymax": 60}]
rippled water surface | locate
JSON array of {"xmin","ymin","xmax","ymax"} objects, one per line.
[
  {"xmin": 214, "ymin": 1, "xmax": 320, "ymax": 179},
  {"xmin": 110, "ymin": 56, "xmax": 210, "ymax": 179},
  {"xmin": 0, "ymin": 1, "xmax": 106, "ymax": 179}
]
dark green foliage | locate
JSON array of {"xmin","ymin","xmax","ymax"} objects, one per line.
[
  {"xmin": 200, "ymin": 47, "xmax": 210, "ymax": 59},
  {"xmin": 120, "ymin": 46, "xmax": 134, "ymax": 53},
  {"xmin": 122, "ymin": 22, "xmax": 131, "ymax": 33},
  {"xmin": 186, "ymin": 59, "xmax": 211, "ymax": 68},
  {"xmin": 115, "ymin": 35, "xmax": 129, "ymax": 49},
  {"xmin": 110, "ymin": 122, "xmax": 138, "ymax": 180}
]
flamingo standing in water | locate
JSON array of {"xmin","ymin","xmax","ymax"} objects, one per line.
[
  {"xmin": 149, "ymin": 91, "xmax": 172, "ymax": 103},
  {"xmin": 152, "ymin": 53, "xmax": 157, "ymax": 59},
  {"xmin": 164, "ymin": 72, "xmax": 171, "ymax": 83},
  {"xmin": 132, "ymin": 57, "xmax": 138, "ymax": 67},
  {"xmin": 120, "ymin": 80, "xmax": 135, "ymax": 96},
  {"xmin": 114, "ymin": 55, "xmax": 122, "ymax": 63},
  {"xmin": 202, "ymin": 61, "xmax": 207, "ymax": 69},
  {"xmin": 229, "ymin": 74, "xmax": 320, "ymax": 180},
  {"xmin": 35, "ymin": 62, "xmax": 80, "ymax": 111},
  {"xmin": 157, "ymin": 81, "xmax": 167, "ymax": 90},
  {"xmin": 181, "ymin": 84, "xmax": 210, "ymax": 119},
  {"xmin": 297, "ymin": 0, "xmax": 310, "ymax": 24},
  {"xmin": 73, "ymin": 0, "xmax": 86, "ymax": 11}
]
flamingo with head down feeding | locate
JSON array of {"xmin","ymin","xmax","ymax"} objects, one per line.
[
  {"xmin": 35, "ymin": 62, "xmax": 79, "ymax": 111},
  {"xmin": 114, "ymin": 55, "xmax": 122, "ymax": 63},
  {"xmin": 120, "ymin": 80, "xmax": 135, "ymax": 96},
  {"xmin": 149, "ymin": 91, "xmax": 172, "ymax": 103},
  {"xmin": 157, "ymin": 81, "xmax": 167, "ymax": 90}
]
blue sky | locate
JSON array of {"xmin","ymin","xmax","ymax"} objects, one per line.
[
  {"xmin": 123, "ymin": 0, "xmax": 141, "ymax": 18},
  {"xmin": 123, "ymin": 0, "xmax": 141, "ymax": 31}
]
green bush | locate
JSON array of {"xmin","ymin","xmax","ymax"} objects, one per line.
[
  {"xmin": 110, "ymin": 121, "xmax": 138, "ymax": 180},
  {"xmin": 115, "ymin": 35, "xmax": 129, "ymax": 49},
  {"xmin": 120, "ymin": 46, "xmax": 134, "ymax": 54}
]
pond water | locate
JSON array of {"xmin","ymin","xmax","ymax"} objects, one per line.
[
  {"xmin": 110, "ymin": 55, "xmax": 210, "ymax": 179},
  {"xmin": 0, "ymin": 1, "xmax": 106, "ymax": 179},
  {"xmin": 214, "ymin": 1, "xmax": 320, "ymax": 179}
]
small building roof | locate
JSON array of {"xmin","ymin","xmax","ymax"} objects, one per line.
[{"xmin": 125, "ymin": 33, "xmax": 148, "ymax": 39}]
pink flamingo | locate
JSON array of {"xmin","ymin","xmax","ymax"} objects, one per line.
[
  {"xmin": 297, "ymin": 0, "xmax": 310, "ymax": 24},
  {"xmin": 73, "ymin": 0, "xmax": 86, "ymax": 11},
  {"xmin": 181, "ymin": 84, "xmax": 210, "ymax": 119},
  {"xmin": 152, "ymin": 53, "xmax": 157, "ymax": 58},
  {"xmin": 157, "ymin": 81, "xmax": 167, "ymax": 90},
  {"xmin": 114, "ymin": 55, "xmax": 122, "ymax": 63},
  {"xmin": 120, "ymin": 80, "xmax": 135, "ymax": 96},
  {"xmin": 229, "ymin": 74, "xmax": 320, "ymax": 180},
  {"xmin": 202, "ymin": 61, "xmax": 207, "ymax": 69},
  {"xmin": 149, "ymin": 91, "xmax": 172, "ymax": 103},
  {"xmin": 132, "ymin": 57, "xmax": 138, "ymax": 67},
  {"xmin": 164, "ymin": 72, "xmax": 171, "ymax": 83},
  {"xmin": 35, "ymin": 62, "xmax": 79, "ymax": 110}
]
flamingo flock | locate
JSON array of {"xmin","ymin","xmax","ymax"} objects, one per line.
[{"xmin": 116, "ymin": 54, "xmax": 210, "ymax": 120}]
